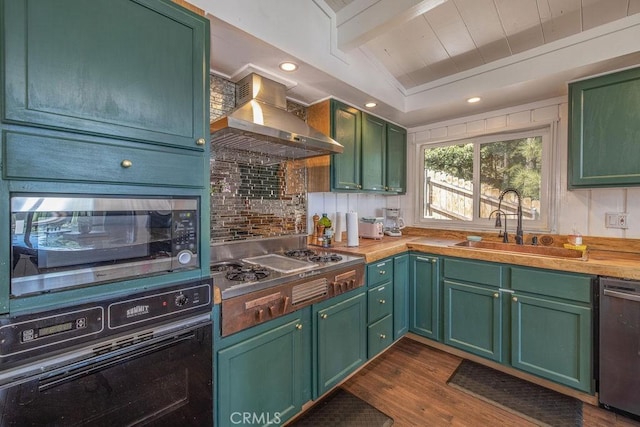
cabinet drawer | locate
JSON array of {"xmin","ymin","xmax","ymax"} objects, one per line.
[
  {"xmin": 367, "ymin": 259, "xmax": 393, "ymax": 287},
  {"xmin": 367, "ymin": 314, "xmax": 393, "ymax": 358},
  {"xmin": 4, "ymin": 128, "xmax": 204, "ymax": 188},
  {"xmin": 368, "ymin": 283, "xmax": 393, "ymax": 323},
  {"xmin": 444, "ymin": 258, "xmax": 503, "ymax": 287},
  {"xmin": 511, "ymin": 267, "xmax": 593, "ymax": 303}
]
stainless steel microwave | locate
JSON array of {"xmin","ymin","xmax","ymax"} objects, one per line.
[{"xmin": 10, "ymin": 195, "xmax": 199, "ymax": 297}]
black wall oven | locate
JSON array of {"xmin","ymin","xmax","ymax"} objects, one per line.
[{"xmin": 0, "ymin": 280, "xmax": 213, "ymax": 426}]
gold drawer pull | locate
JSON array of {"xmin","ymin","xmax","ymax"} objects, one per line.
[
  {"xmin": 379, "ymin": 334, "xmax": 386, "ymax": 339},
  {"xmin": 493, "ymin": 293, "xmax": 499, "ymax": 298},
  {"xmin": 295, "ymin": 324, "xmax": 303, "ymax": 330},
  {"xmin": 320, "ymin": 313, "xmax": 328, "ymax": 319},
  {"xmin": 120, "ymin": 159, "xmax": 133, "ymax": 168},
  {"xmin": 513, "ymin": 297, "xmax": 518, "ymax": 302},
  {"xmin": 196, "ymin": 138, "xmax": 206, "ymax": 146},
  {"xmin": 379, "ymin": 299, "xmax": 386, "ymax": 304}
]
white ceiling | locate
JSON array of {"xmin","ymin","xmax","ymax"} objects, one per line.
[{"xmin": 190, "ymin": 0, "xmax": 640, "ymax": 128}]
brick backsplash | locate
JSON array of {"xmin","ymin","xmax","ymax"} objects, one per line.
[{"xmin": 209, "ymin": 74, "xmax": 308, "ymax": 243}]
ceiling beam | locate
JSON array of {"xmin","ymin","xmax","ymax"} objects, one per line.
[{"xmin": 337, "ymin": 0, "xmax": 447, "ymax": 51}]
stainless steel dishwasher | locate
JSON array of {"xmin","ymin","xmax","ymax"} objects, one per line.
[{"xmin": 599, "ymin": 277, "xmax": 640, "ymax": 417}]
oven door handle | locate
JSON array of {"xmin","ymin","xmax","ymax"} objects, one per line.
[{"xmin": 37, "ymin": 331, "xmax": 196, "ymax": 392}]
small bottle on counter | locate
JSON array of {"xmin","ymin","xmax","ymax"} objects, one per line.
[
  {"xmin": 318, "ymin": 213, "xmax": 332, "ymax": 229},
  {"xmin": 312, "ymin": 213, "xmax": 320, "ymax": 238}
]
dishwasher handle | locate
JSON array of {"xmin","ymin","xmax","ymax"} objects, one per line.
[{"xmin": 603, "ymin": 288, "xmax": 640, "ymax": 303}]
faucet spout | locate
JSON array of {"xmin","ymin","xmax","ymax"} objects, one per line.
[
  {"xmin": 489, "ymin": 209, "xmax": 509, "ymax": 243},
  {"xmin": 498, "ymin": 188, "xmax": 524, "ymax": 245}
]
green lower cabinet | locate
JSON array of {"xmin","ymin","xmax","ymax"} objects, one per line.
[
  {"xmin": 409, "ymin": 254, "xmax": 441, "ymax": 340},
  {"xmin": 217, "ymin": 316, "xmax": 309, "ymax": 427},
  {"xmin": 444, "ymin": 280, "xmax": 502, "ymax": 362},
  {"xmin": 315, "ymin": 291, "xmax": 367, "ymax": 397},
  {"xmin": 511, "ymin": 293, "xmax": 592, "ymax": 392},
  {"xmin": 368, "ymin": 314, "xmax": 393, "ymax": 357},
  {"xmin": 393, "ymin": 254, "xmax": 409, "ymax": 339}
]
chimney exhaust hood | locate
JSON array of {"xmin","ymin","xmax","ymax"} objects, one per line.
[{"xmin": 210, "ymin": 74, "xmax": 343, "ymax": 160}]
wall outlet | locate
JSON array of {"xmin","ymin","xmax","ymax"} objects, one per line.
[{"xmin": 605, "ymin": 212, "xmax": 628, "ymax": 229}]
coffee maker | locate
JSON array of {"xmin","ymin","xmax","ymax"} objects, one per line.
[{"xmin": 383, "ymin": 208, "xmax": 405, "ymax": 237}]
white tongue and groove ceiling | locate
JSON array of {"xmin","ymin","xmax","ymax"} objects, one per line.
[{"xmin": 192, "ymin": 0, "xmax": 640, "ymax": 127}]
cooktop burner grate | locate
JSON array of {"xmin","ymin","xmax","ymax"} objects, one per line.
[
  {"xmin": 308, "ymin": 254, "xmax": 343, "ymax": 263},
  {"xmin": 225, "ymin": 265, "xmax": 271, "ymax": 282},
  {"xmin": 284, "ymin": 249, "xmax": 316, "ymax": 258},
  {"xmin": 211, "ymin": 262, "xmax": 244, "ymax": 273}
]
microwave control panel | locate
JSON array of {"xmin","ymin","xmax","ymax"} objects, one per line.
[{"xmin": 173, "ymin": 210, "xmax": 198, "ymax": 253}]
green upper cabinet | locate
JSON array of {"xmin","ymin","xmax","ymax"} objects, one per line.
[
  {"xmin": 307, "ymin": 99, "xmax": 406, "ymax": 194},
  {"xmin": 331, "ymin": 100, "xmax": 362, "ymax": 190},
  {"xmin": 386, "ymin": 123, "xmax": 407, "ymax": 193},
  {"xmin": 2, "ymin": 0, "xmax": 209, "ymax": 151},
  {"xmin": 568, "ymin": 67, "xmax": 640, "ymax": 188},
  {"xmin": 361, "ymin": 112, "xmax": 386, "ymax": 191}
]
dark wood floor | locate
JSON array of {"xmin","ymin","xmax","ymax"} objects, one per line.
[{"xmin": 341, "ymin": 338, "xmax": 640, "ymax": 427}]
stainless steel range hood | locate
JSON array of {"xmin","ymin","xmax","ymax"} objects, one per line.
[{"xmin": 210, "ymin": 74, "xmax": 343, "ymax": 159}]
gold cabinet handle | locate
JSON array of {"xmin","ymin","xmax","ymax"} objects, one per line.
[
  {"xmin": 379, "ymin": 299, "xmax": 386, "ymax": 304},
  {"xmin": 432, "ymin": 259, "xmax": 437, "ymax": 263},
  {"xmin": 379, "ymin": 270, "xmax": 386, "ymax": 275},
  {"xmin": 357, "ymin": 185, "xmax": 362, "ymax": 189},
  {"xmin": 196, "ymin": 137, "xmax": 206, "ymax": 146},
  {"xmin": 513, "ymin": 297, "xmax": 518, "ymax": 302},
  {"xmin": 379, "ymin": 334, "xmax": 386, "ymax": 339},
  {"xmin": 120, "ymin": 159, "xmax": 133, "ymax": 168},
  {"xmin": 295, "ymin": 324, "xmax": 303, "ymax": 330},
  {"xmin": 493, "ymin": 292, "xmax": 499, "ymax": 298},
  {"xmin": 320, "ymin": 313, "xmax": 328, "ymax": 319}
]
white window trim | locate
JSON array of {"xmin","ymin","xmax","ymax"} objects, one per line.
[{"xmin": 415, "ymin": 121, "xmax": 558, "ymax": 234}]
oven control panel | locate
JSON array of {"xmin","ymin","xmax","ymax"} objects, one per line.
[
  {"xmin": 0, "ymin": 307, "xmax": 104, "ymax": 359},
  {"xmin": 0, "ymin": 279, "xmax": 212, "ymax": 367}
]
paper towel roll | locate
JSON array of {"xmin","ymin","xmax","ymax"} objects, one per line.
[
  {"xmin": 346, "ymin": 211, "xmax": 359, "ymax": 247},
  {"xmin": 334, "ymin": 212, "xmax": 344, "ymax": 242}
]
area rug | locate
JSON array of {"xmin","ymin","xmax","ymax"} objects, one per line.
[
  {"xmin": 447, "ymin": 360, "xmax": 582, "ymax": 426},
  {"xmin": 289, "ymin": 388, "xmax": 394, "ymax": 427}
]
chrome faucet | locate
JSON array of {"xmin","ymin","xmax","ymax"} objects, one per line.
[{"xmin": 497, "ymin": 188, "xmax": 524, "ymax": 245}]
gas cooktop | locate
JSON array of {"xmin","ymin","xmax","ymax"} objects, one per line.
[{"xmin": 211, "ymin": 244, "xmax": 363, "ymax": 300}]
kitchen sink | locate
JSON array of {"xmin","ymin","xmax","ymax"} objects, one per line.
[{"xmin": 452, "ymin": 240, "xmax": 587, "ymax": 260}]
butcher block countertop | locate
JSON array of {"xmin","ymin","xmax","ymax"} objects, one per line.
[{"xmin": 325, "ymin": 228, "xmax": 640, "ymax": 280}]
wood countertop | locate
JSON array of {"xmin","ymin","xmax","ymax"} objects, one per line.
[{"xmin": 326, "ymin": 234, "xmax": 640, "ymax": 280}]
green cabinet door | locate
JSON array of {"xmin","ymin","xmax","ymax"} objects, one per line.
[
  {"xmin": 409, "ymin": 254, "xmax": 441, "ymax": 340},
  {"xmin": 315, "ymin": 291, "xmax": 366, "ymax": 397},
  {"xmin": 2, "ymin": 0, "xmax": 209, "ymax": 150},
  {"xmin": 569, "ymin": 67, "xmax": 640, "ymax": 187},
  {"xmin": 511, "ymin": 293, "xmax": 593, "ymax": 392},
  {"xmin": 386, "ymin": 123, "xmax": 407, "ymax": 193},
  {"xmin": 331, "ymin": 100, "xmax": 362, "ymax": 190},
  {"xmin": 361, "ymin": 112, "xmax": 386, "ymax": 191},
  {"xmin": 393, "ymin": 254, "xmax": 409, "ymax": 339},
  {"xmin": 444, "ymin": 280, "xmax": 502, "ymax": 362},
  {"xmin": 217, "ymin": 317, "xmax": 309, "ymax": 427}
]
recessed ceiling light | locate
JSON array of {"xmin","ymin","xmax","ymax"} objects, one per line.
[
  {"xmin": 467, "ymin": 97, "xmax": 481, "ymax": 104},
  {"xmin": 279, "ymin": 62, "xmax": 298, "ymax": 72},
  {"xmin": 365, "ymin": 102, "xmax": 377, "ymax": 108}
]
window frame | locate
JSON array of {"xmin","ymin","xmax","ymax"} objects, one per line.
[{"xmin": 415, "ymin": 123, "xmax": 557, "ymax": 233}]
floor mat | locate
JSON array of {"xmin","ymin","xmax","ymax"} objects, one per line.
[
  {"xmin": 289, "ymin": 388, "xmax": 394, "ymax": 427},
  {"xmin": 447, "ymin": 360, "xmax": 582, "ymax": 426}
]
